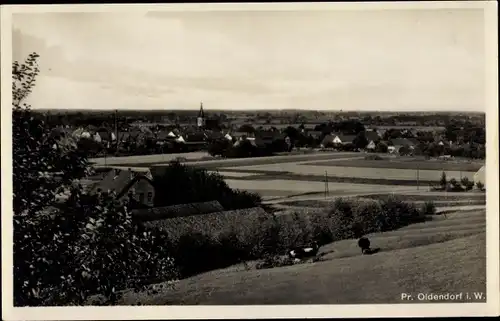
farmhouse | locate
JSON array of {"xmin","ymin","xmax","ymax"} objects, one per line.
[
  {"xmin": 90, "ymin": 167, "xmax": 155, "ymax": 207},
  {"xmin": 473, "ymin": 165, "xmax": 485, "ymax": 188},
  {"xmin": 321, "ymin": 133, "xmax": 356, "ymax": 147}
]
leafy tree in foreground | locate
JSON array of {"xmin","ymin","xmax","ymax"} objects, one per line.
[{"xmin": 13, "ymin": 53, "xmax": 178, "ymax": 306}]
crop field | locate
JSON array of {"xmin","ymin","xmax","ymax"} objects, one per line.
[
  {"xmin": 90, "ymin": 151, "xmax": 211, "ymax": 166},
  {"xmin": 224, "ymin": 179, "xmax": 419, "ymax": 197},
  {"xmin": 219, "ymin": 163, "xmax": 476, "ymax": 182},
  {"xmin": 365, "ymin": 125, "xmax": 446, "ymax": 131},
  {"xmin": 208, "ymin": 171, "xmax": 261, "ymax": 178},
  {"xmin": 304, "ymin": 158, "xmax": 483, "ymax": 172},
  {"xmin": 93, "ymin": 151, "xmax": 362, "ymax": 168},
  {"xmin": 278, "ymin": 192, "xmax": 486, "ymax": 208}
]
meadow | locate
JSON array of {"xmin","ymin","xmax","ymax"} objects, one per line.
[
  {"xmin": 219, "ymin": 163, "xmax": 476, "ymax": 183},
  {"xmin": 222, "ymin": 179, "xmax": 419, "ymax": 197},
  {"xmin": 304, "ymin": 158, "xmax": 483, "ymax": 172}
]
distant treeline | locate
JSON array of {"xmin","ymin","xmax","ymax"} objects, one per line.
[{"xmin": 33, "ymin": 109, "xmax": 485, "ymax": 129}]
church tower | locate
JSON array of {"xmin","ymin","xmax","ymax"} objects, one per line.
[{"xmin": 197, "ymin": 102, "xmax": 205, "ymax": 128}]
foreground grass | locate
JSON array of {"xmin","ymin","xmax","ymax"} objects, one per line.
[{"xmin": 118, "ymin": 209, "xmax": 485, "ymax": 305}]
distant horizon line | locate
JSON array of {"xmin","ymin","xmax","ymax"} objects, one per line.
[{"xmin": 32, "ymin": 108, "xmax": 486, "ymax": 115}]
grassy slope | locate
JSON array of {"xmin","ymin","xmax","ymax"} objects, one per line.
[{"xmin": 120, "ymin": 209, "xmax": 486, "ymax": 305}]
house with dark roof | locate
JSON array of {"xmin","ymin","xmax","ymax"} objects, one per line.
[
  {"xmin": 90, "ymin": 168, "xmax": 155, "ymax": 207},
  {"xmin": 364, "ymin": 130, "xmax": 381, "ymax": 142},
  {"xmin": 388, "ymin": 138, "xmax": 416, "ymax": 154},
  {"xmin": 131, "ymin": 200, "xmax": 224, "ymax": 221},
  {"xmin": 306, "ymin": 130, "xmax": 323, "ymax": 140}
]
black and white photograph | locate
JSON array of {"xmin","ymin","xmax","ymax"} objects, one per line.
[{"xmin": 1, "ymin": 1, "xmax": 498, "ymax": 319}]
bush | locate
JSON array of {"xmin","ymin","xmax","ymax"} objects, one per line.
[
  {"xmin": 476, "ymin": 181, "xmax": 485, "ymax": 191},
  {"xmin": 146, "ymin": 197, "xmax": 427, "ymax": 277},
  {"xmin": 421, "ymin": 201, "xmax": 437, "ymax": 215},
  {"xmin": 461, "ymin": 177, "xmax": 475, "ymax": 191},
  {"xmin": 446, "ymin": 178, "xmax": 465, "ymax": 192},
  {"xmin": 153, "ymin": 161, "xmax": 262, "ymax": 210}
]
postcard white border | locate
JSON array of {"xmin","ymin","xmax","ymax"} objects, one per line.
[{"xmin": 1, "ymin": 1, "xmax": 499, "ymax": 320}]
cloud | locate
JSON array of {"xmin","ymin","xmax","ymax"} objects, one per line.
[{"xmin": 11, "ymin": 9, "xmax": 485, "ymax": 111}]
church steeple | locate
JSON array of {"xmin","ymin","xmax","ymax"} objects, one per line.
[{"xmin": 197, "ymin": 102, "xmax": 205, "ymax": 128}]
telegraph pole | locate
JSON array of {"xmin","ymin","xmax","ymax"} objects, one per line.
[
  {"xmin": 324, "ymin": 171, "xmax": 329, "ymax": 198},
  {"xmin": 417, "ymin": 164, "xmax": 420, "ymax": 191}
]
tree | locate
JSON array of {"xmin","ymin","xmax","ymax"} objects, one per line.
[
  {"xmin": 353, "ymin": 131, "xmax": 369, "ymax": 149},
  {"xmin": 13, "ymin": 53, "xmax": 178, "ymax": 306},
  {"xmin": 439, "ymin": 171, "xmax": 447, "ymax": 188},
  {"xmin": 398, "ymin": 145, "xmax": 411, "ymax": 156},
  {"xmin": 153, "ymin": 161, "xmax": 262, "ymax": 210},
  {"xmin": 375, "ymin": 141, "xmax": 388, "ymax": 153},
  {"xmin": 238, "ymin": 124, "xmax": 255, "ymax": 134},
  {"xmin": 207, "ymin": 139, "xmax": 231, "ymax": 157}
]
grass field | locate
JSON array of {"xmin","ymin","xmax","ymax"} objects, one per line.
[
  {"xmin": 91, "ymin": 152, "xmax": 362, "ymax": 168},
  {"xmin": 278, "ymin": 192, "xmax": 486, "ymax": 208},
  {"xmin": 220, "ymin": 163, "xmax": 476, "ymax": 182},
  {"xmin": 91, "ymin": 151, "xmax": 212, "ymax": 166},
  {"xmin": 224, "ymin": 179, "xmax": 419, "ymax": 197},
  {"xmin": 118, "ymin": 208, "xmax": 485, "ymax": 305},
  {"xmin": 304, "ymin": 158, "xmax": 483, "ymax": 172}
]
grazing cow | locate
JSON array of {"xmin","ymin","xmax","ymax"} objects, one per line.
[
  {"xmin": 358, "ymin": 237, "xmax": 380, "ymax": 255},
  {"xmin": 288, "ymin": 241, "xmax": 320, "ymax": 260}
]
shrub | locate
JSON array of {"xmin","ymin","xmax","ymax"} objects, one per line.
[
  {"xmin": 421, "ymin": 201, "xmax": 437, "ymax": 215},
  {"xmin": 476, "ymin": 181, "xmax": 485, "ymax": 191},
  {"xmin": 153, "ymin": 161, "xmax": 262, "ymax": 210},
  {"xmin": 446, "ymin": 178, "xmax": 465, "ymax": 192}
]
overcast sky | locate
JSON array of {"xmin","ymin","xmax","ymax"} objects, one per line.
[{"xmin": 12, "ymin": 8, "xmax": 485, "ymax": 111}]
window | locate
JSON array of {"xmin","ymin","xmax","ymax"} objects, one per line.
[
  {"xmin": 139, "ymin": 193, "xmax": 145, "ymax": 203},
  {"xmin": 147, "ymin": 192, "xmax": 153, "ymax": 203}
]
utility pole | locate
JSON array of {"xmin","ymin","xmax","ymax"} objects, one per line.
[
  {"xmin": 417, "ymin": 164, "xmax": 420, "ymax": 191},
  {"xmin": 324, "ymin": 171, "xmax": 329, "ymax": 198}
]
